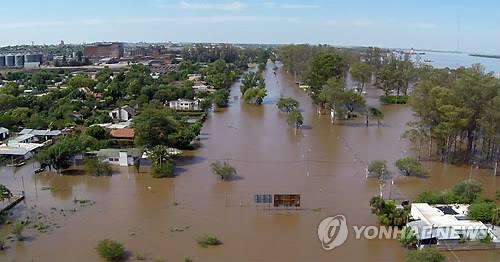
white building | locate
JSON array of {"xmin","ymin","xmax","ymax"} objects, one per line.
[
  {"xmin": 109, "ymin": 106, "xmax": 135, "ymax": 121},
  {"xmin": 88, "ymin": 148, "xmax": 142, "ymax": 167},
  {"xmin": 168, "ymin": 99, "xmax": 199, "ymax": 111},
  {"xmin": 0, "ymin": 127, "xmax": 8, "ymax": 140},
  {"xmin": 187, "ymin": 74, "xmax": 203, "ymax": 82},
  {"xmin": 408, "ymin": 203, "xmax": 499, "ymax": 246}
]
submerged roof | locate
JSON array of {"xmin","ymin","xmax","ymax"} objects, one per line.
[{"xmin": 88, "ymin": 148, "xmax": 142, "ymax": 158}]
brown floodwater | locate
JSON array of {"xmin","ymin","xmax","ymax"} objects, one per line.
[{"xmin": 1, "ymin": 62, "xmax": 499, "ymax": 262}]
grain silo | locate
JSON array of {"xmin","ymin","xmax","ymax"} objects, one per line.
[
  {"xmin": 15, "ymin": 54, "xmax": 25, "ymax": 67},
  {"xmin": 5, "ymin": 54, "xmax": 15, "ymax": 66}
]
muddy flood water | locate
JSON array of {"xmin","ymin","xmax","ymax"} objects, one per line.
[{"xmin": 1, "ymin": 62, "xmax": 500, "ymax": 261}]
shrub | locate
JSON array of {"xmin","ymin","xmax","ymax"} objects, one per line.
[
  {"xmin": 96, "ymin": 239, "xmax": 125, "ymax": 261},
  {"xmin": 468, "ymin": 201, "xmax": 496, "ymax": 222},
  {"xmin": 380, "ymin": 95, "xmax": 409, "ymax": 104},
  {"xmin": 210, "ymin": 161, "xmax": 237, "ymax": 181},
  {"xmin": 151, "ymin": 158, "xmax": 175, "ymax": 178},
  {"xmin": 197, "ymin": 234, "xmax": 222, "ymax": 247},
  {"xmin": 451, "ymin": 179, "xmax": 482, "ymax": 204},
  {"xmin": 84, "ymin": 157, "xmax": 112, "ymax": 176},
  {"xmin": 11, "ymin": 222, "xmax": 24, "ymax": 241},
  {"xmin": 406, "ymin": 247, "xmax": 444, "ymax": 262},
  {"xmin": 478, "ymin": 233, "xmax": 493, "ymax": 243}
]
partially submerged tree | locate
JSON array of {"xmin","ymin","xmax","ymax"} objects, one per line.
[
  {"xmin": 84, "ymin": 157, "xmax": 112, "ymax": 176},
  {"xmin": 395, "ymin": 157, "xmax": 428, "ymax": 177},
  {"xmin": 210, "ymin": 160, "xmax": 237, "ymax": 181},
  {"xmin": 149, "ymin": 145, "xmax": 175, "ymax": 178},
  {"xmin": 276, "ymin": 97, "xmax": 300, "ymax": 112},
  {"xmin": 350, "ymin": 61, "xmax": 372, "ymax": 93},
  {"xmin": 367, "ymin": 160, "xmax": 388, "ymax": 179},
  {"xmin": 287, "ymin": 109, "xmax": 303, "ymax": 131},
  {"xmin": 399, "ymin": 226, "xmax": 417, "ymax": 248}
]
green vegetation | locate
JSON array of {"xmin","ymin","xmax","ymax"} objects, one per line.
[
  {"xmin": 399, "ymin": 226, "xmax": 417, "ymax": 248},
  {"xmin": 468, "ymin": 201, "xmax": 496, "ymax": 222},
  {"xmin": 367, "ymin": 160, "xmax": 388, "ymax": 179},
  {"xmin": 276, "ymin": 97, "xmax": 300, "ymax": 112},
  {"xmin": 369, "ymin": 196, "xmax": 409, "ymax": 226},
  {"xmin": 286, "ymin": 110, "xmax": 303, "ymax": 130},
  {"xmin": 132, "ymin": 107, "xmax": 202, "ymax": 150},
  {"xmin": 408, "ymin": 64, "xmax": 500, "ymax": 164},
  {"xmin": 317, "ymin": 78, "xmax": 366, "ymax": 123},
  {"xmin": 380, "ymin": 95, "xmax": 409, "ymax": 104},
  {"xmin": 149, "ymin": 145, "xmax": 175, "ymax": 178},
  {"xmin": 350, "ymin": 61, "xmax": 372, "ymax": 93},
  {"xmin": 86, "ymin": 126, "xmax": 109, "ymax": 140},
  {"xmin": 405, "ymin": 248, "xmax": 445, "ymax": 262},
  {"xmin": 241, "ymin": 71, "xmax": 267, "ymax": 105},
  {"xmin": 210, "ymin": 161, "xmax": 237, "ymax": 181},
  {"xmin": 11, "ymin": 222, "xmax": 25, "ymax": 241},
  {"xmin": 394, "ymin": 157, "xmax": 428, "ymax": 177},
  {"xmin": 96, "ymin": 239, "xmax": 125, "ymax": 261},
  {"xmin": 415, "ymin": 179, "xmax": 483, "ymax": 204},
  {"xmin": 0, "ymin": 184, "xmax": 13, "ymax": 201},
  {"xmin": 197, "ymin": 234, "xmax": 222, "ymax": 247},
  {"xmin": 368, "ymin": 107, "xmax": 384, "ymax": 126},
  {"xmin": 37, "ymin": 134, "xmax": 99, "ymax": 172},
  {"xmin": 84, "ymin": 157, "xmax": 112, "ymax": 176}
]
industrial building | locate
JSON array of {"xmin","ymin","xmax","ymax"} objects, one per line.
[
  {"xmin": 84, "ymin": 42, "xmax": 124, "ymax": 59},
  {"xmin": 0, "ymin": 53, "xmax": 42, "ymax": 68}
]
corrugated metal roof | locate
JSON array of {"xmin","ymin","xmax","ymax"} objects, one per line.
[{"xmin": 11, "ymin": 134, "xmax": 34, "ymax": 142}]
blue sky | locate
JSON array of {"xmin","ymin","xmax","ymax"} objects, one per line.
[{"xmin": 0, "ymin": 0, "xmax": 499, "ymax": 53}]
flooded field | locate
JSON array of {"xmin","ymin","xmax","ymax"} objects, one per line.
[{"xmin": 1, "ymin": 62, "xmax": 500, "ymax": 261}]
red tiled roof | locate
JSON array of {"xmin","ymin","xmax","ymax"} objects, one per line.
[{"xmin": 110, "ymin": 128, "xmax": 135, "ymax": 139}]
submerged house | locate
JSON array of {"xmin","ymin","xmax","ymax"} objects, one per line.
[
  {"xmin": 87, "ymin": 148, "xmax": 142, "ymax": 167},
  {"xmin": 408, "ymin": 203, "xmax": 499, "ymax": 247}
]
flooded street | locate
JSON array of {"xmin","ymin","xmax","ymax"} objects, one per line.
[{"xmin": 1, "ymin": 62, "xmax": 500, "ymax": 261}]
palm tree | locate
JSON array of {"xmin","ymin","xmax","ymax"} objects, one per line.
[{"xmin": 369, "ymin": 107, "xmax": 384, "ymax": 127}]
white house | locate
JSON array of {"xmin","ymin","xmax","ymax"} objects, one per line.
[
  {"xmin": 168, "ymin": 99, "xmax": 199, "ymax": 111},
  {"xmin": 0, "ymin": 127, "xmax": 9, "ymax": 140},
  {"xmin": 88, "ymin": 148, "xmax": 142, "ymax": 167},
  {"xmin": 187, "ymin": 74, "xmax": 203, "ymax": 82},
  {"xmin": 407, "ymin": 203, "xmax": 499, "ymax": 246},
  {"xmin": 109, "ymin": 106, "xmax": 135, "ymax": 122}
]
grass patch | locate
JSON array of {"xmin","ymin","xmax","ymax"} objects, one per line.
[{"xmin": 197, "ymin": 234, "xmax": 222, "ymax": 248}]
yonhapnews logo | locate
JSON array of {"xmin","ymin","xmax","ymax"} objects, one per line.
[{"xmin": 317, "ymin": 215, "xmax": 349, "ymax": 250}]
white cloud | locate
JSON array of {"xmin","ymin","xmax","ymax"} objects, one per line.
[
  {"xmin": 322, "ymin": 19, "xmax": 374, "ymax": 28},
  {"xmin": 281, "ymin": 4, "xmax": 319, "ymax": 9},
  {"xmin": 413, "ymin": 22, "xmax": 438, "ymax": 29},
  {"xmin": 162, "ymin": 1, "xmax": 245, "ymax": 11},
  {"xmin": 257, "ymin": 2, "xmax": 319, "ymax": 9},
  {"xmin": 0, "ymin": 21, "xmax": 65, "ymax": 29}
]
